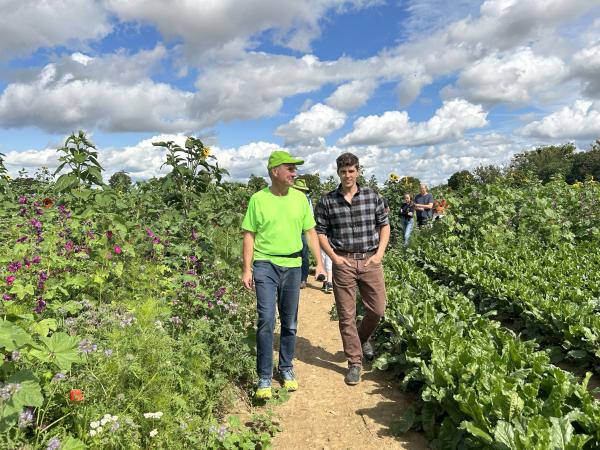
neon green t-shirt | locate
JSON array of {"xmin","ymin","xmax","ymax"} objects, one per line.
[{"xmin": 242, "ymin": 187, "xmax": 316, "ymax": 268}]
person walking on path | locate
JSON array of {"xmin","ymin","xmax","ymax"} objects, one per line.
[
  {"xmin": 399, "ymin": 192, "xmax": 415, "ymax": 246},
  {"xmin": 242, "ymin": 150, "xmax": 326, "ymax": 400},
  {"xmin": 314, "ymin": 152, "xmax": 390, "ymax": 386},
  {"xmin": 414, "ymin": 183, "xmax": 433, "ymax": 227},
  {"xmin": 292, "ymin": 178, "xmax": 313, "ymax": 289}
]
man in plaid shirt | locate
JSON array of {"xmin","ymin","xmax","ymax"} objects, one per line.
[{"xmin": 315, "ymin": 153, "xmax": 390, "ymax": 385}]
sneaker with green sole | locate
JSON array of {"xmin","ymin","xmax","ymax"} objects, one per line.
[
  {"xmin": 279, "ymin": 370, "xmax": 298, "ymax": 391},
  {"xmin": 255, "ymin": 378, "xmax": 272, "ymax": 399}
]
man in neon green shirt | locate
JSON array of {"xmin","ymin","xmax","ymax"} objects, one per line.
[{"xmin": 242, "ymin": 150, "xmax": 325, "ymax": 399}]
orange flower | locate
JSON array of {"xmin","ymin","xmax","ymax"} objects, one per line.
[
  {"xmin": 69, "ymin": 389, "xmax": 84, "ymax": 402},
  {"xmin": 43, "ymin": 198, "xmax": 54, "ymax": 208}
]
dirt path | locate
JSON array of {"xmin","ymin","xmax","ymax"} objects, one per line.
[{"xmin": 269, "ymin": 280, "xmax": 429, "ymax": 450}]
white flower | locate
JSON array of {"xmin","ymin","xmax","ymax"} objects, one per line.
[
  {"xmin": 103, "ymin": 414, "xmax": 112, "ymax": 420},
  {"xmin": 100, "ymin": 418, "xmax": 109, "ymax": 426},
  {"xmin": 143, "ymin": 411, "xmax": 163, "ymax": 419},
  {"xmin": 149, "ymin": 429, "xmax": 158, "ymax": 438},
  {"xmin": 97, "ymin": 426, "xmax": 104, "ymax": 433},
  {"xmin": 89, "ymin": 430, "xmax": 97, "ymax": 437},
  {"xmin": 90, "ymin": 421, "xmax": 100, "ymax": 429}
]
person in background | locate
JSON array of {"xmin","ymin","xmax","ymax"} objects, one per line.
[
  {"xmin": 320, "ymin": 249, "xmax": 333, "ymax": 294},
  {"xmin": 414, "ymin": 183, "xmax": 433, "ymax": 227},
  {"xmin": 432, "ymin": 197, "xmax": 447, "ymax": 221},
  {"xmin": 241, "ymin": 150, "xmax": 326, "ymax": 400},
  {"xmin": 292, "ymin": 178, "xmax": 312, "ymax": 289},
  {"xmin": 399, "ymin": 192, "xmax": 415, "ymax": 246},
  {"xmin": 315, "ymin": 152, "xmax": 390, "ymax": 386}
]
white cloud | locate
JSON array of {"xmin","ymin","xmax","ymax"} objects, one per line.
[
  {"xmin": 325, "ymin": 79, "xmax": 377, "ymax": 111},
  {"xmin": 339, "ymin": 99, "xmax": 488, "ymax": 147},
  {"xmin": 105, "ymin": 0, "xmax": 381, "ymax": 57},
  {"xmin": 572, "ymin": 44, "xmax": 600, "ymax": 97},
  {"xmin": 447, "ymin": 48, "xmax": 568, "ymax": 104},
  {"xmin": 275, "ymin": 103, "xmax": 346, "ymax": 147},
  {"xmin": 0, "ymin": 0, "xmax": 112, "ymax": 57},
  {"xmin": 521, "ymin": 100, "xmax": 600, "ymax": 139},
  {"xmin": 0, "ymin": 47, "xmax": 200, "ymax": 133}
]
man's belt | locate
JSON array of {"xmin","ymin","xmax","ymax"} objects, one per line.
[
  {"xmin": 262, "ymin": 251, "xmax": 302, "ymax": 258},
  {"xmin": 334, "ymin": 250, "xmax": 376, "ymax": 260}
]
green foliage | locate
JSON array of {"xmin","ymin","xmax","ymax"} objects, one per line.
[
  {"xmin": 473, "ymin": 164, "xmax": 502, "ymax": 184},
  {"xmin": 448, "ymin": 169, "xmax": 475, "ymax": 191},
  {"xmin": 510, "ymin": 143, "xmax": 575, "ymax": 183},
  {"xmin": 108, "ymin": 171, "xmax": 132, "ymax": 192},
  {"xmin": 247, "ymin": 174, "xmax": 267, "ymax": 192},
  {"xmin": 54, "ymin": 130, "xmax": 104, "ymax": 192},
  {"xmin": 154, "ymin": 137, "xmax": 228, "ymax": 213},
  {"xmin": 567, "ymin": 140, "xmax": 600, "ymax": 184}
]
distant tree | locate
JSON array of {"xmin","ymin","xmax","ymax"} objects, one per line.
[
  {"xmin": 367, "ymin": 174, "xmax": 379, "ymax": 191},
  {"xmin": 321, "ymin": 175, "xmax": 337, "ymax": 193},
  {"xmin": 510, "ymin": 143, "xmax": 575, "ymax": 183},
  {"xmin": 448, "ymin": 170, "xmax": 475, "ymax": 191},
  {"xmin": 247, "ymin": 174, "xmax": 268, "ymax": 192},
  {"xmin": 298, "ymin": 173, "xmax": 321, "ymax": 194},
  {"xmin": 473, "ymin": 164, "xmax": 502, "ymax": 184},
  {"xmin": 567, "ymin": 139, "xmax": 600, "ymax": 184},
  {"xmin": 109, "ymin": 171, "xmax": 133, "ymax": 192}
]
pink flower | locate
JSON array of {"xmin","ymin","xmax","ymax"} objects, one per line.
[
  {"xmin": 65, "ymin": 241, "xmax": 74, "ymax": 252},
  {"xmin": 6, "ymin": 276, "xmax": 15, "ymax": 286},
  {"xmin": 114, "ymin": 246, "xmax": 122, "ymax": 255}
]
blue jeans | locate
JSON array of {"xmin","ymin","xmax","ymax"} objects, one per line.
[
  {"xmin": 402, "ymin": 217, "xmax": 414, "ymax": 246},
  {"xmin": 300, "ymin": 233, "xmax": 309, "ymax": 282},
  {"xmin": 253, "ymin": 260, "xmax": 301, "ymax": 379}
]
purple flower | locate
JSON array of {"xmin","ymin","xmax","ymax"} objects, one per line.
[
  {"xmin": 183, "ymin": 281, "xmax": 196, "ymax": 289},
  {"xmin": 19, "ymin": 207, "xmax": 27, "ymax": 216},
  {"xmin": 78, "ymin": 339, "xmax": 97, "ymax": 354},
  {"xmin": 3, "ymin": 293, "xmax": 12, "ymax": 301},
  {"xmin": 16, "ymin": 236, "xmax": 28, "ymax": 243},
  {"xmin": 18, "ymin": 196, "xmax": 28, "ymax": 205},
  {"xmin": 64, "ymin": 241, "xmax": 74, "ymax": 252},
  {"xmin": 34, "ymin": 298, "xmax": 47, "ymax": 314},
  {"xmin": 106, "ymin": 230, "xmax": 113, "ymax": 240},
  {"xmin": 170, "ymin": 316, "xmax": 183, "ymax": 326},
  {"xmin": 6, "ymin": 275, "xmax": 16, "ymax": 286},
  {"xmin": 152, "ymin": 237, "xmax": 160, "ymax": 245},
  {"xmin": 186, "ymin": 269, "xmax": 196, "ymax": 275},
  {"xmin": 52, "ymin": 372, "xmax": 66, "ymax": 382},
  {"xmin": 7, "ymin": 261, "xmax": 22, "ymax": 273},
  {"xmin": 18, "ymin": 408, "xmax": 34, "ymax": 429},
  {"xmin": 32, "ymin": 255, "xmax": 41, "ymax": 264},
  {"xmin": 46, "ymin": 437, "xmax": 61, "ymax": 450},
  {"xmin": 214, "ymin": 287, "xmax": 226, "ymax": 299},
  {"xmin": 189, "ymin": 255, "xmax": 198, "ymax": 263},
  {"xmin": 146, "ymin": 228, "xmax": 155, "ymax": 238},
  {"xmin": 35, "ymin": 207, "xmax": 43, "ymax": 216},
  {"xmin": 30, "ymin": 218, "xmax": 42, "ymax": 230},
  {"xmin": 104, "ymin": 349, "xmax": 113, "ymax": 357},
  {"xmin": 191, "ymin": 229, "xmax": 198, "ymax": 240}
]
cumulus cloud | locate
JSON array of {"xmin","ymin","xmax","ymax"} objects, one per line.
[
  {"xmin": 275, "ymin": 103, "xmax": 346, "ymax": 147},
  {"xmin": 0, "ymin": 47, "xmax": 200, "ymax": 133},
  {"xmin": 325, "ymin": 79, "xmax": 377, "ymax": 111},
  {"xmin": 339, "ymin": 99, "xmax": 488, "ymax": 147},
  {"xmin": 571, "ymin": 44, "xmax": 600, "ymax": 97},
  {"xmin": 105, "ymin": 0, "xmax": 381, "ymax": 57},
  {"xmin": 521, "ymin": 100, "xmax": 600, "ymax": 139},
  {"xmin": 447, "ymin": 48, "xmax": 568, "ymax": 104},
  {"xmin": 0, "ymin": 0, "xmax": 112, "ymax": 58}
]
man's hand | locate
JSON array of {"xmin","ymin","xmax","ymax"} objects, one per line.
[
  {"xmin": 333, "ymin": 256, "xmax": 352, "ymax": 267},
  {"xmin": 242, "ymin": 269, "xmax": 254, "ymax": 290},
  {"xmin": 364, "ymin": 253, "xmax": 382, "ymax": 266},
  {"xmin": 314, "ymin": 263, "xmax": 327, "ymax": 282}
]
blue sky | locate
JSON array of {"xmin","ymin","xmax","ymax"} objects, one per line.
[{"xmin": 1, "ymin": 0, "xmax": 599, "ymax": 185}]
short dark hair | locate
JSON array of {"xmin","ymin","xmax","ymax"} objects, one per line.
[{"xmin": 336, "ymin": 152, "xmax": 359, "ymax": 171}]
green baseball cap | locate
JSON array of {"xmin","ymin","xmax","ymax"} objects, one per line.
[
  {"xmin": 267, "ymin": 150, "xmax": 304, "ymax": 169},
  {"xmin": 292, "ymin": 178, "xmax": 310, "ymax": 192}
]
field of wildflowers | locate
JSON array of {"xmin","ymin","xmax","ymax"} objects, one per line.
[{"xmin": 0, "ymin": 134, "xmax": 272, "ymax": 449}]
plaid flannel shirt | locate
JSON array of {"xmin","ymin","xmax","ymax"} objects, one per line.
[{"xmin": 314, "ymin": 184, "xmax": 389, "ymax": 253}]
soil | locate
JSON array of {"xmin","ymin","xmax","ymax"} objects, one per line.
[{"xmin": 266, "ymin": 279, "xmax": 429, "ymax": 450}]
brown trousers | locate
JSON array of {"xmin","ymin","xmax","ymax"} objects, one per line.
[{"xmin": 332, "ymin": 257, "xmax": 386, "ymax": 367}]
